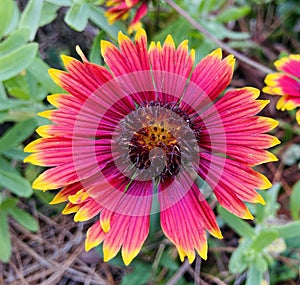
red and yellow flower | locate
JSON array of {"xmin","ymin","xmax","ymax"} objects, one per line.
[
  {"xmin": 105, "ymin": 0, "xmax": 147, "ymax": 33},
  {"xmin": 263, "ymin": 54, "xmax": 300, "ymax": 124},
  {"xmin": 24, "ymin": 29, "xmax": 279, "ymax": 265}
]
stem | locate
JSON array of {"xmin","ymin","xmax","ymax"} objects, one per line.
[
  {"xmin": 165, "ymin": 259, "xmax": 190, "ymax": 285},
  {"xmin": 164, "ymin": 0, "xmax": 275, "ymax": 74}
]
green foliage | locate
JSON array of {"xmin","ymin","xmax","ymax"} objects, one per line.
[
  {"xmin": 64, "ymin": 2, "xmax": 90, "ymax": 32},
  {"xmin": 220, "ymin": 183, "xmax": 300, "ymax": 285},
  {"xmin": 290, "ymin": 181, "xmax": 300, "ymax": 220}
]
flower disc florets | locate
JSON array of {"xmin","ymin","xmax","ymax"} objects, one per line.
[{"xmin": 115, "ymin": 100, "xmax": 199, "ymax": 182}]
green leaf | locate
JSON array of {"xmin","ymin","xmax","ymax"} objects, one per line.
[
  {"xmin": 2, "ymin": 1, "xmax": 20, "ymax": 36},
  {"xmin": 121, "ymin": 261, "xmax": 152, "ymax": 285},
  {"xmin": 0, "ymin": 28, "xmax": 31, "ymax": 57},
  {"xmin": 216, "ymin": 6, "xmax": 251, "ymax": 23},
  {"xmin": 8, "ymin": 208, "xmax": 39, "ymax": 232},
  {"xmin": 153, "ymin": 18, "xmax": 191, "ymax": 44},
  {"xmin": 64, "ymin": 3, "xmax": 89, "ymax": 32},
  {"xmin": 272, "ymin": 221, "xmax": 300, "ymax": 239},
  {"xmin": 0, "ymin": 197, "xmax": 18, "ymax": 210},
  {"xmin": 0, "ymin": 0, "xmax": 15, "ymax": 39},
  {"xmin": 254, "ymin": 255, "xmax": 268, "ymax": 273},
  {"xmin": 261, "ymin": 183, "xmax": 281, "ymax": 218},
  {"xmin": 245, "ymin": 264, "xmax": 263, "ymax": 285},
  {"xmin": 89, "ymin": 31, "xmax": 104, "ymax": 65},
  {"xmin": 45, "ymin": 0, "xmax": 72, "ymax": 5},
  {"xmin": 4, "ymin": 73, "xmax": 31, "ymax": 100},
  {"xmin": 0, "ymin": 118, "xmax": 37, "ymax": 152},
  {"xmin": 290, "ymin": 180, "xmax": 300, "ymax": 220},
  {"xmin": 0, "ymin": 157, "xmax": 19, "ymax": 175},
  {"xmin": 250, "ymin": 230, "xmax": 279, "ymax": 253},
  {"xmin": 0, "ymin": 98, "xmax": 30, "ymax": 111},
  {"xmin": 218, "ymin": 206, "xmax": 255, "ymax": 238},
  {"xmin": 19, "ymin": 0, "xmax": 43, "ymax": 40},
  {"xmin": 198, "ymin": 0, "xmax": 226, "ymax": 14},
  {"xmin": 39, "ymin": 2, "xmax": 60, "ymax": 27},
  {"xmin": 200, "ymin": 20, "xmax": 250, "ymax": 40},
  {"xmin": 282, "ymin": 144, "xmax": 300, "ymax": 166},
  {"xmin": 0, "ymin": 212, "xmax": 11, "ymax": 262},
  {"xmin": 27, "ymin": 58, "xmax": 64, "ymax": 94},
  {"xmin": 0, "ymin": 169, "xmax": 33, "ymax": 197},
  {"xmin": 0, "ymin": 82, "xmax": 7, "ymax": 100},
  {"xmin": 229, "ymin": 238, "xmax": 252, "ymax": 274},
  {"xmin": 88, "ymin": 4, "xmax": 122, "ymax": 40},
  {"xmin": 0, "ymin": 43, "xmax": 38, "ymax": 81},
  {"xmin": 2, "ymin": 148, "xmax": 30, "ymax": 160},
  {"xmin": 160, "ymin": 252, "xmax": 179, "ymax": 271},
  {"xmin": 6, "ymin": 117, "xmax": 37, "ymax": 142}
]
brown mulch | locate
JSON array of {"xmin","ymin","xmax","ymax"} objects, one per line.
[{"xmin": 0, "ymin": 203, "xmax": 124, "ymax": 285}]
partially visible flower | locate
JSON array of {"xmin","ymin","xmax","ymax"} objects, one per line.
[
  {"xmin": 105, "ymin": 0, "xmax": 147, "ymax": 33},
  {"xmin": 263, "ymin": 54, "xmax": 300, "ymax": 124},
  {"xmin": 24, "ymin": 29, "xmax": 279, "ymax": 266}
]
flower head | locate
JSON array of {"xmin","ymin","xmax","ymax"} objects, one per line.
[
  {"xmin": 24, "ymin": 29, "xmax": 279, "ymax": 265},
  {"xmin": 263, "ymin": 54, "xmax": 300, "ymax": 124},
  {"xmin": 105, "ymin": 0, "xmax": 147, "ymax": 33}
]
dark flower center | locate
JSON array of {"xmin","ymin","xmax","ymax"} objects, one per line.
[
  {"xmin": 129, "ymin": 124, "xmax": 181, "ymax": 180},
  {"xmin": 118, "ymin": 100, "xmax": 200, "ymax": 182}
]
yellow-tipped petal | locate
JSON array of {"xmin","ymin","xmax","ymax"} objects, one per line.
[
  {"xmin": 47, "ymin": 94, "xmax": 62, "ymax": 108},
  {"xmin": 24, "ymin": 139, "xmax": 41, "ymax": 153},
  {"xmin": 118, "ymin": 31, "xmax": 131, "ymax": 45},
  {"xmin": 36, "ymin": 125, "xmax": 52, "ymax": 138},
  {"xmin": 209, "ymin": 228, "xmax": 223, "ymax": 239},
  {"xmin": 258, "ymin": 173, "xmax": 273, "ymax": 190},
  {"xmin": 177, "ymin": 246, "xmax": 186, "ymax": 262},
  {"xmin": 255, "ymin": 194, "xmax": 266, "ymax": 205},
  {"xmin": 61, "ymin": 55, "xmax": 75, "ymax": 70},
  {"xmin": 296, "ymin": 109, "xmax": 300, "ymax": 125},
  {"xmin": 37, "ymin": 110, "xmax": 54, "ymax": 119},
  {"xmin": 257, "ymin": 99, "xmax": 270, "ymax": 110},
  {"xmin": 32, "ymin": 173, "xmax": 58, "ymax": 191},
  {"xmin": 122, "ymin": 248, "xmax": 140, "ymax": 266},
  {"xmin": 186, "ymin": 250, "xmax": 196, "ymax": 264},
  {"xmin": 48, "ymin": 68, "xmax": 65, "ymax": 87},
  {"xmin": 49, "ymin": 192, "xmax": 69, "ymax": 204},
  {"xmin": 271, "ymin": 136, "xmax": 281, "ymax": 147},
  {"xmin": 209, "ymin": 48, "xmax": 222, "ymax": 60},
  {"xmin": 148, "ymin": 41, "xmax": 156, "ymax": 52},
  {"xmin": 85, "ymin": 236, "xmax": 101, "ymax": 252},
  {"xmin": 101, "ymin": 40, "xmax": 115, "ymax": 56},
  {"xmin": 103, "ymin": 245, "xmax": 118, "ymax": 262},
  {"xmin": 197, "ymin": 241, "xmax": 208, "ymax": 260},
  {"xmin": 128, "ymin": 21, "xmax": 142, "ymax": 34},
  {"xmin": 68, "ymin": 189, "xmax": 89, "ymax": 204},
  {"xmin": 264, "ymin": 73, "xmax": 280, "ymax": 86},
  {"xmin": 242, "ymin": 208, "xmax": 254, "ymax": 220},
  {"xmin": 157, "ymin": 41, "xmax": 162, "ymax": 51},
  {"xmin": 224, "ymin": 54, "xmax": 236, "ymax": 69},
  {"xmin": 274, "ymin": 56, "xmax": 290, "ymax": 69},
  {"xmin": 135, "ymin": 28, "xmax": 146, "ymax": 42},
  {"xmin": 23, "ymin": 153, "xmax": 42, "ymax": 165},
  {"xmin": 163, "ymin": 35, "xmax": 175, "ymax": 49},
  {"xmin": 178, "ymin": 39, "xmax": 188, "ymax": 50},
  {"xmin": 62, "ymin": 203, "xmax": 80, "ymax": 215},
  {"xmin": 74, "ymin": 208, "xmax": 90, "ymax": 222},
  {"xmin": 100, "ymin": 218, "xmax": 111, "ymax": 233},
  {"xmin": 262, "ymin": 86, "xmax": 276, "ymax": 95},
  {"xmin": 190, "ymin": 49, "xmax": 195, "ymax": 63},
  {"xmin": 75, "ymin": 45, "xmax": 88, "ymax": 62}
]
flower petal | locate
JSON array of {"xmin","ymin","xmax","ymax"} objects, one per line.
[{"xmin": 274, "ymin": 54, "xmax": 300, "ymax": 79}]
